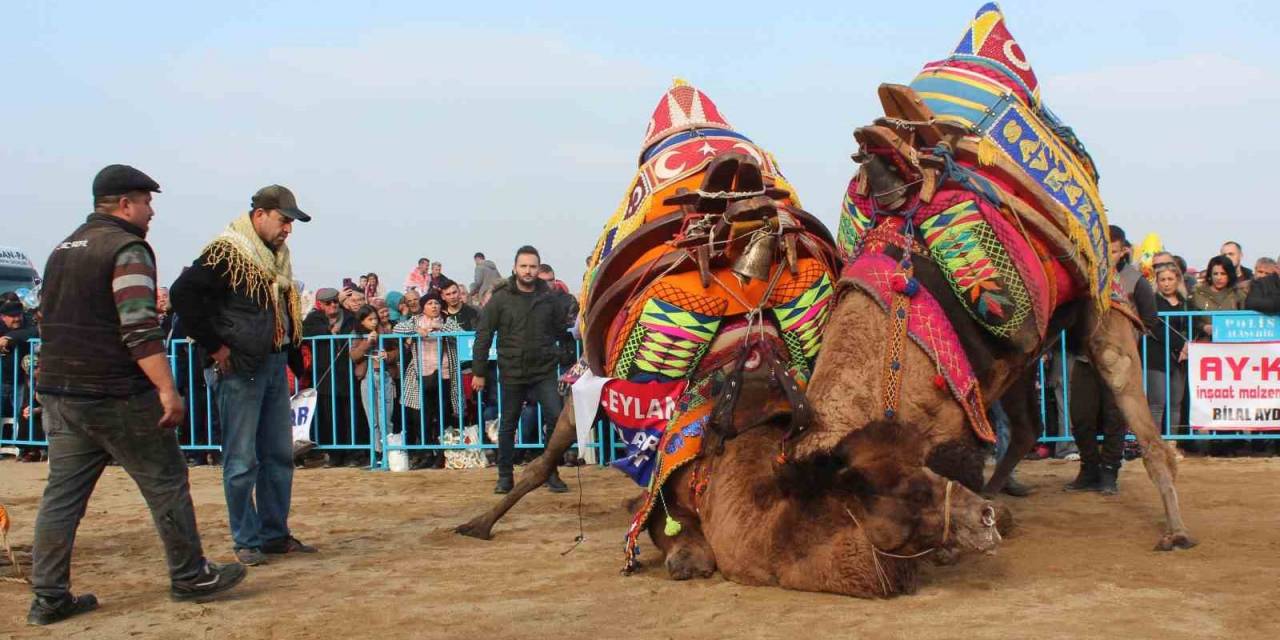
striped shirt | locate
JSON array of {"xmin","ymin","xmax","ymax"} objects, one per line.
[{"xmin": 112, "ymin": 244, "xmax": 165, "ymax": 359}]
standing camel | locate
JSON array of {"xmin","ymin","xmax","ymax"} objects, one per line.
[{"xmin": 797, "ymin": 3, "xmax": 1193, "ymax": 550}]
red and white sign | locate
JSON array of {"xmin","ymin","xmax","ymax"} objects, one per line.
[
  {"xmin": 1189, "ymin": 342, "xmax": 1280, "ymax": 431},
  {"xmin": 601, "ymin": 378, "xmax": 687, "ymax": 428}
]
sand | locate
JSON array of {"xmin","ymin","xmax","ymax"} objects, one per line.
[{"xmin": 1, "ymin": 455, "xmax": 1278, "ymax": 639}]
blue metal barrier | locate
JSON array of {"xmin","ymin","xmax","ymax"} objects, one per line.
[
  {"xmin": 0, "ymin": 337, "xmax": 42, "ymax": 447},
  {"xmin": 5, "ymin": 311, "xmax": 1279, "ymax": 462},
  {"xmin": 1034, "ymin": 310, "xmax": 1280, "ymax": 447}
]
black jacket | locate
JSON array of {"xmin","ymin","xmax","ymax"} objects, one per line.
[
  {"xmin": 302, "ymin": 307, "xmax": 357, "ymax": 396},
  {"xmin": 1245, "ymin": 273, "xmax": 1280, "ymax": 314},
  {"xmin": 2, "ymin": 314, "xmax": 38, "ymax": 389},
  {"xmin": 37, "ymin": 213, "xmax": 155, "ymax": 397},
  {"xmin": 1152, "ymin": 294, "xmax": 1189, "ymax": 372},
  {"xmin": 471, "ymin": 276, "xmax": 573, "ymax": 384},
  {"xmin": 170, "ymin": 249, "xmax": 304, "ymax": 377}
]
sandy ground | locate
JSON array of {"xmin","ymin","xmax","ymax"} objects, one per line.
[{"xmin": 1, "ymin": 455, "xmax": 1278, "ymax": 640}]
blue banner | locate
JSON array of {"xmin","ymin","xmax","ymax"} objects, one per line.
[
  {"xmin": 1214, "ymin": 314, "xmax": 1280, "ymax": 342},
  {"xmin": 454, "ymin": 334, "xmax": 497, "ymax": 362}
]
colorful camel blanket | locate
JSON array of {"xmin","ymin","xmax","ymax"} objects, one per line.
[
  {"xmin": 621, "ymin": 374, "xmax": 715, "ymax": 571},
  {"xmin": 577, "ymin": 80, "xmax": 839, "ymax": 570},
  {"xmin": 833, "ymin": 3, "xmax": 1119, "ymax": 442},
  {"xmin": 580, "ymin": 80, "xmax": 838, "ymax": 388},
  {"xmin": 842, "ymin": 251, "xmax": 996, "ymax": 444},
  {"xmin": 907, "ymin": 2, "xmax": 1111, "ymax": 308}
]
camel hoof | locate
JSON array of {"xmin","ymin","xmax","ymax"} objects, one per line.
[
  {"xmin": 665, "ymin": 547, "xmax": 716, "ymax": 581},
  {"xmin": 455, "ymin": 520, "xmax": 495, "ymax": 541},
  {"xmin": 1154, "ymin": 531, "xmax": 1198, "ymax": 551}
]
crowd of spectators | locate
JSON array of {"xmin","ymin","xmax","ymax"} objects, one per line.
[
  {"xmin": 6, "ymin": 236, "xmax": 1280, "ymax": 469},
  {"xmin": 1028, "ymin": 237, "xmax": 1280, "ymax": 475}
]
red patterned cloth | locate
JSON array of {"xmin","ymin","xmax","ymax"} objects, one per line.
[{"xmin": 842, "ymin": 252, "xmax": 995, "ymax": 443}]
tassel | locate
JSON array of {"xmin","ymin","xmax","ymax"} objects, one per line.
[
  {"xmin": 977, "ymin": 136, "xmax": 999, "ymax": 167},
  {"xmin": 933, "ymin": 374, "xmax": 947, "ymax": 390},
  {"xmin": 664, "ymin": 515, "xmax": 683, "ymax": 537}
]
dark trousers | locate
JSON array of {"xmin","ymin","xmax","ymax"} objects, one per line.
[
  {"xmin": 31, "ymin": 392, "xmax": 205, "ymax": 598},
  {"xmin": 314, "ymin": 391, "xmax": 369, "ymax": 449},
  {"xmin": 496, "ymin": 377, "xmax": 562, "ymax": 474},
  {"xmin": 1069, "ymin": 360, "xmax": 1125, "ymax": 467}
]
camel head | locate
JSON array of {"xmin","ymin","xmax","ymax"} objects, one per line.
[{"xmin": 777, "ymin": 420, "xmax": 1001, "ymax": 559}]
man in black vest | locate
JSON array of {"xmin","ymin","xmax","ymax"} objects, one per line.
[
  {"xmin": 170, "ymin": 185, "xmax": 316, "ymax": 567},
  {"xmin": 28, "ymin": 165, "xmax": 247, "ymax": 626}
]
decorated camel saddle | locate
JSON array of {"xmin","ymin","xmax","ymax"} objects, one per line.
[
  {"xmin": 838, "ymin": 2, "xmax": 1125, "ymax": 442},
  {"xmin": 569, "ymin": 80, "xmax": 839, "ymax": 569}
]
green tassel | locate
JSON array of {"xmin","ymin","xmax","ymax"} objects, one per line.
[{"xmin": 664, "ymin": 515, "xmax": 683, "ymax": 537}]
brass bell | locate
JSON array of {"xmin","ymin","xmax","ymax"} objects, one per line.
[{"xmin": 732, "ymin": 229, "xmax": 777, "ymax": 283}]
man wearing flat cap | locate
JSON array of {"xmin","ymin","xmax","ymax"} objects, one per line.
[
  {"xmin": 27, "ymin": 165, "xmax": 247, "ymax": 626},
  {"xmin": 170, "ymin": 184, "xmax": 317, "ymax": 567}
]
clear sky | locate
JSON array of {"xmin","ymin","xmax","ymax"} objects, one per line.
[{"xmin": 4, "ymin": 0, "xmax": 1278, "ymax": 292}]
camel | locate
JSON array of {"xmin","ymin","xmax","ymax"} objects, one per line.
[
  {"xmin": 793, "ymin": 4, "xmax": 1194, "ymax": 551},
  {"xmin": 458, "ymin": 79, "xmax": 1004, "ymax": 595},
  {"xmin": 458, "ymin": 348, "xmax": 1002, "ymax": 598}
]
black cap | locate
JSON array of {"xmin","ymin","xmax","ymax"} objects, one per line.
[
  {"xmin": 92, "ymin": 164, "xmax": 161, "ymax": 197},
  {"xmin": 251, "ymin": 185, "xmax": 311, "ymax": 222},
  {"xmin": 0, "ymin": 301, "xmax": 23, "ymax": 317}
]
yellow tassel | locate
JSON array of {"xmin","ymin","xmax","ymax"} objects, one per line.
[
  {"xmin": 977, "ymin": 136, "xmax": 999, "ymax": 166},
  {"xmin": 672, "ymin": 77, "xmax": 689, "ymax": 87},
  {"xmin": 664, "ymin": 515, "xmax": 683, "ymax": 537}
]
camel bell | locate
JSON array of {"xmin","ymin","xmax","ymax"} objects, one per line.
[{"xmin": 732, "ymin": 230, "xmax": 777, "ymax": 283}]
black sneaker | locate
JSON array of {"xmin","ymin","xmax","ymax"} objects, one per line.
[
  {"xmin": 545, "ymin": 472, "xmax": 570, "ymax": 493},
  {"xmin": 261, "ymin": 536, "xmax": 317, "ymax": 554},
  {"xmin": 171, "ymin": 561, "xmax": 247, "ymax": 602},
  {"xmin": 27, "ymin": 593, "xmax": 99, "ymax": 626}
]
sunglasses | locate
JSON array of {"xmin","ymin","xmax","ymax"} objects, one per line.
[
  {"xmin": 320, "ymin": 300, "xmax": 339, "ymax": 306},
  {"xmin": 1152, "ymin": 262, "xmax": 1178, "ymax": 271}
]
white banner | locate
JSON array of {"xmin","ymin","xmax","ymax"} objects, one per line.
[
  {"xmin": 1188, "ymin": 342, "xmax": 1280, "ymax": 430},
  {"xmin": 290, "ymin": 388, "xmax": 318, "ymax": 442}
]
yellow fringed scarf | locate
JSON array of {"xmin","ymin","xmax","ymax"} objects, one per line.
[{"xmin": 201, "ymin": 214, "xmax": 303, "ymax": 348}]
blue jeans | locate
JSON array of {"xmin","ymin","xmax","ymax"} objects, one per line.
[
  {"xmin": 990, "ymin": 400, "xmax": 1011, "ymax": 462},
  {"xmin": 216, "ymin": 351, "xmax": 294, "ymax": 550},
  {"xmin": 361, "ymin": 367, "xmax": 396, "ymax": 455}
]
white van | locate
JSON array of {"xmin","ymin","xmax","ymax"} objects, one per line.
[{"xmin": 0, "ymin": 246, "xmax": 40, "ymax": 295}]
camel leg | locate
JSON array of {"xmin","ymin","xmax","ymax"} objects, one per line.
[
  {"xmin": 456, "ymin": 398, "xmax": 579, "ymax": 540},
  {"xmin": 1085, "ymin": 308, "xmax": 1196, "ymax": 550},
  {"xmin": 983, "ymin": 371, "xmax": 1039, "ymax": 496},
  {"xmin": 646, "ymin": 483, "xmax": 717, "ymax": 580}
]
